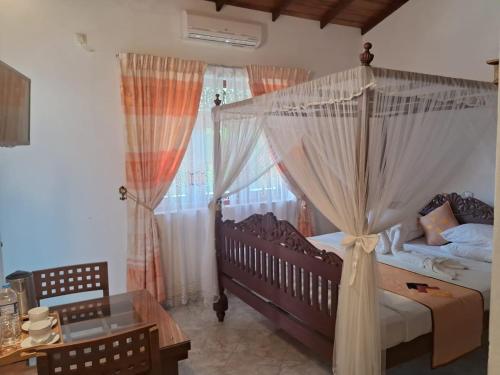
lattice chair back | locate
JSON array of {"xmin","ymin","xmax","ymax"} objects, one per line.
[
  {"xmin": 36, "ymin": 324, "xmax": 161, "ymax": 375},
  {"xmin": 32, "ymin": 262, "xmax": 109, "ymax": 303},
  {"xmin": 51, "ymin": 297, "xmax": 112, "ymax": 325}
]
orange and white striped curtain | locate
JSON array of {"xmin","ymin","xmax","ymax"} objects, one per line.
[
  {"xmin": 246, "ymin": 64, "xmax": 310, "ymax": 95},
  {"xmin": 119, "ymin": 53, "xmax": 206, "ymax": 301},
  {"xmin": 246, "ymin": 64, "xmax": 314, "ymax": 237}
]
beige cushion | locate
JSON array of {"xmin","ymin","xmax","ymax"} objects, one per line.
[{"xmin": 419, "ymin": 201, "xmax": 459, "ymax": 245}]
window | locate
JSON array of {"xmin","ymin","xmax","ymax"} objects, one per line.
[{"xmin": 156, "ymin": 65, "xmax": 295, "ymax": 212}]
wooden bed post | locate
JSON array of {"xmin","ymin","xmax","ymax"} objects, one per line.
[
  {"xmin": 213, "ymin": 198, "xmax": 228, "ymax": 321},
  {"xmin": 487, "ymin": 58, "xmax": 499, "ymax": 85},
  {"xmin": 212, "ymin": 93, "xmax": 229, "ymax": 322},
  {"xmin": 357, "ymin": 42, "xmax": 373, "ymax": 217}
]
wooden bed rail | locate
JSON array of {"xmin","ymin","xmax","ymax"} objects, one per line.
[{"xmin": 213, "ymin": 212, "xmax": 343, "ymax": 356}]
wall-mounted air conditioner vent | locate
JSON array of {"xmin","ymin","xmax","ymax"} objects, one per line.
[{"xmin": 183, "ymin": 11, "xmax": 263, "ymax": 49}]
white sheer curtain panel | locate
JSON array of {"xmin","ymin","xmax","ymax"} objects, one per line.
[
  {"xmin": 213, "ymin": 65, "xmax": 497, "ymax": 375},
  {"xmin": 204, "ymin": 108, "xmax": 279, "ymax": 301},
  {"xmin": 156, "ymin": 66, "xmax": 296, "ymax": 306}
]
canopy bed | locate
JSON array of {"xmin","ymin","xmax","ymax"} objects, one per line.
[
  {"xmin": 213, "ymin": 193, "xmax": 493, "ymax": 367},
  {"xmin": 208, "ymin": 43, "xmax": 498, "ymax": 374}
]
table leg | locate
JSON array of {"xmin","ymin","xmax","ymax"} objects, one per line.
[
  {"xmin": 161, "ymin": 356, "xmax": 179, "ymax": 375},
  {"xmin": 159, "ymin": 341, "xmax": 189, "ymax": 374}
]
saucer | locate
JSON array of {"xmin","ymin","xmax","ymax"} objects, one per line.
[
  {"xmin": 20, "ymin": 333, "xmax": 60, "ymax": 349},
  {"xmin": 22, "ymin": 316, "xmax": 57, "ymax": 332}
]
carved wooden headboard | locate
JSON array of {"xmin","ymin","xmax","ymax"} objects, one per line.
[
  {"xmin": 419, "ymin": 192, "xmax": 494, "ymax": 225},
  {"xmin": 221, "ymin": 212, "xmax": 343, "ymax": 266}
]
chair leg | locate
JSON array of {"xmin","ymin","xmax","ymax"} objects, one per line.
[{"xmin": 213, "ymin": 290, "xmax": 228, "ymax": 322}]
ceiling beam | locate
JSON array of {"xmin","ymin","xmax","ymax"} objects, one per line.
[
  {"xmin": 361, "ymin": 0, "xmax": 409, "ymax": 34},
  {"xmin": 319, "ymin": 0, "xmax": 355, "ymax": 29},
  {"xmin": 215, "ymin": 0, "xmax": 226, "ymax": 12},
  {"xmin": 272, "ymin": 0, "xmax": 294, "ymax": 22}
]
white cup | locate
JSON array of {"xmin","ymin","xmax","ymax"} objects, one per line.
[
  {"xmin": 28, "ymin": 306, "xmax": 49, "ymax": 323},
  {"xmin": 28, "ymin": 319, "xmax": 52, "ymax": 344}
]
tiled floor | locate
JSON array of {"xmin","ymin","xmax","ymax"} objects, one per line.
[{"xmin": 168, "ymin": 294, "xmax": 487, "ymax": 375}]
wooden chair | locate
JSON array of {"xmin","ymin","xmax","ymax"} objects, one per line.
[
  {"xmin": 32, "ymin": 262, "xmax": 109, "ymax": 304},
  {"xmin": 36, "ymin": 324, "xmax": 161, "ymax": 375}
]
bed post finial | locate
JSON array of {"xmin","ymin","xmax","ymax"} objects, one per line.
[
  {"xmin": 360, "ymin": 42, "xmax": 374, "ymax": 66},
  {"xmin": 214, "ymin": 94, "xmax": 222, "ymax": 106}
]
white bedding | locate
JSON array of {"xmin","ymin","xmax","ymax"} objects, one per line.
[{"xmin": 308, "ymin": 232, "xmax": 491, "ymax": 350}]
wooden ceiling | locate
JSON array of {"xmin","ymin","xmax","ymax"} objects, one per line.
[{"xmin": 206, "ymin": 0, "xmax": 409, "ymax": 34}]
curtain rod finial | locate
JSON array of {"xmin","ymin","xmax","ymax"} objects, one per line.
[
  {"xmin": 119, "ymin": 186, "xmax": 128, "ymax": 200},
  {"xmin": 360, "ymin": 42, "xmax": 374, "ymax": 66}
]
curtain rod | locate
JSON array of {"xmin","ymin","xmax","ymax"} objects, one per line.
[
  {"xmin": 208, "ymin": 62, "xmax": 242, "ymax": 69},
  {"xmin": 114, "ymin": 53, "xmax": 241, "ymax": 69}
]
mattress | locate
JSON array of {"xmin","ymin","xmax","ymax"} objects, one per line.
[{"xmin": 308, "ymin": 232, "xmax": 491, "ymax": 350}]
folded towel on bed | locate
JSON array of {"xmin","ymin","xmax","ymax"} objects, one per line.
[
  {"xmin": 391, "ymin": 249, "xmax": 467, "ymax": 280},
  {"xmin": 387, "ymin": 223, "xmax": 467, "ymax": 279}
]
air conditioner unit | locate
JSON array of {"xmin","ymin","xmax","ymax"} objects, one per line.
[{"xmin": 183, "ymin": 11, "xmax": 262, "ymax": 49}]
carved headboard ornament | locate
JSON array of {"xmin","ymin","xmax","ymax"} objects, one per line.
[
  {"xmin": 419, "ymin": 192, "xmax": 494, "ymax": 225},
  {"xmin": 223, "ymin": 212, "xmax": 343, "ymax": 267}
]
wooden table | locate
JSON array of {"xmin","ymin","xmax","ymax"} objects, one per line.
[{"xmin": 2, "ymin": 290, "xmax": 190, "ymax": 374}]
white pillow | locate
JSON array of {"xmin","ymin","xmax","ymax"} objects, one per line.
[
  {"xmin": 440, "ymin": 223, "xmax": 493, "ymax": 246},
  {"xmin": 441, "ymin": 242, "xmax": 492, "ymax": 263}
]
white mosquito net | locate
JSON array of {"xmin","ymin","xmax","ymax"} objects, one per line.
[{"xmin": 208, "ymin": 63, "xmax": 497, "ymax": 375}]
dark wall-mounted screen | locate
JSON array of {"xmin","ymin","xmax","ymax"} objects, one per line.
[{"xmin": 0, "ymin": 60, "xmax": 30, "ymax": 146}]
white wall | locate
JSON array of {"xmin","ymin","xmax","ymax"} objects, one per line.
[
  {"xmin": 0, "ymin": 0, "xmax": 360, "ymax": 293},
  {"xmin": 364, "ymin": 0, "xmax": 500, "ymax": 205}
]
